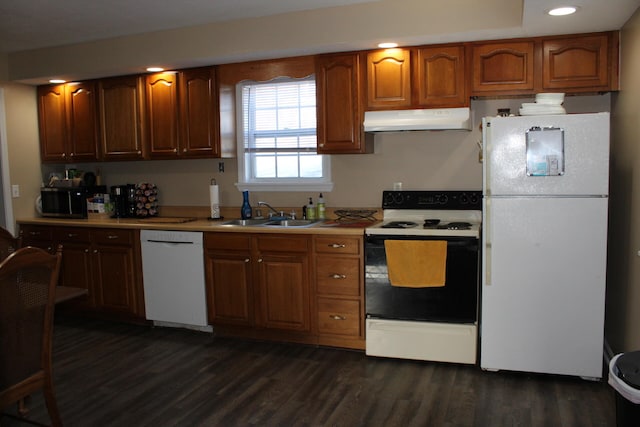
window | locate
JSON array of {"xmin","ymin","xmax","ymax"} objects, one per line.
[{"xmin": 236, "ymin": 76, "xmax": 332, "ymax": 192}]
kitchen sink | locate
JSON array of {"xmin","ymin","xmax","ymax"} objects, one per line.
[
  {"xmin": 221, "ymin": 219, "xmax": 322, "ymax": 228},
  {"xmin": 262, "ymin": 219, "xmax": 321, "ymax": 227},
  {"xmin": 221, "ymin": 219, "xmax": 271, "ymax": 226}
]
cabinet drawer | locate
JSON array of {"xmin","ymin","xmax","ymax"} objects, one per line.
[
  {"xmin": 53, "ymin": 227, "xmax": 91, "ymax": 243},
  {"xmin": 314, "ymin": 236, "xmax": 361, "ymax": 255},
  {"xmin": 316, "ymin": 256, "xmax": 360, "ymax": 296},
  {"xmin": 205, "ymin": 233, "xmax": 251, "ymax": 251},
  {"xmin": 256, "ymin": 235, "xmax": 309, "ymax": 253},
  {"xmin": 20, "ymin": 225, "xmax": 52, "ymax": 241},
  {"xmin": 318, "ymin": 298, "xmax": 361, "ymax": 336},
  {"xmin": 91, "ymin": 229, "xmax": 133, "ymax": 245}
]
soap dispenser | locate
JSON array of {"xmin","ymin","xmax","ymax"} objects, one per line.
[
  {"xmin": 306, "ymin": 197, "xmax": 316, "ymax": 220},
  {"xmin": 317, "ymin": 193, "xmax": 326, "ymax": 219}
]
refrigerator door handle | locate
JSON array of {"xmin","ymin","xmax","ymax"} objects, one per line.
[{"xmin": 484, "ymin": 197, "xmax": 492, "ymax": 286}]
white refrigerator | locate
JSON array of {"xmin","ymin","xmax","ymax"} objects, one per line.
[{"xmin": 481, "ymin": 112, "xmax": 609, "ymax": 379}]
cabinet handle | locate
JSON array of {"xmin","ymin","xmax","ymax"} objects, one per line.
[
  {"xmin": 137, "ymin": 150, "xmax": 142, "ymax": 155},
  {"xmin": 328, "ymin": 243, "xmax": 346, "ymax": 248},
  {"xmin": 107, "ymin": 235, "xmax": 119, "ymax": 239},
  {"xmin": 61, "ymin": 153, "xmax": 66, "ymax": 158},
  {"xmin": 331, "ymin": 274, "xmax": 347, "ymax": 279},
  {"xmin": 67, "ymin": 233, "xmax": 77, "ymax": 237},
  {"xmin": 329, "ymin": 314, "xmax": 346, "ymax": 321},
  {"xmin": 183, "ymin": 148, "xmax": 187, "ymax": 153},
  {"xmin": 258, "ymin": 258, "xmax": 263, "ymax": 263},
  {"xmin": 29, "ymin": 231, "xmax": 41, "ymax": 236},
  {"xmin": 93, "ymin": 249, "xmax": 98, "ymax": 254},
  {"xmin": 70, "ymin": 153, "xmax": 74, "ymax": 157},
  {"xmin": 84, "ymin": 249, "xmax": 89, "ymax": 253},
  {"xmin": 244, "ymin": 258, "xmax": 250, "ymax": 263},
  {"xmin": 173, "ymin": 148, "xmax": 177, "ymax": 153}
]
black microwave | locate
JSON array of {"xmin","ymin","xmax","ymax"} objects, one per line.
[{"xmin": 40, "ymin": 187, "xmax": 89, "ymax": 218}]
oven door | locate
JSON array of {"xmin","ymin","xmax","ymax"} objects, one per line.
[{"xmin": 365, "ymin": 234, "xmax": 479, "ymax": 324}]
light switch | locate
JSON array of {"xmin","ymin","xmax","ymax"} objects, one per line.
[{"xmin": 11, "ymin": 184, "xmax": 19, "ymax": 198}]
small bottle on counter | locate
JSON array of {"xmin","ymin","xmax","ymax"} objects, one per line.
[
  {"xmin": 317, "ymin": 193, "xmax": 325, "ymax": 219},
  {"xmin": 241, "ymin": 190, "xmax": 252, "ymax": 219},
  {"xmin": 306, "ymin": 197, "xmax": 316, "ymax": 220}
]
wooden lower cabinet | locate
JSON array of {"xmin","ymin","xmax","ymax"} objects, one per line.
[
  {"xmin": 19, "ymin": 225, "xmax": 144, "ymax": 319},
  {"xmin": 313, "ymin": 235, "xmax": 365, "ymax": 349},
  {"xmin": 205, "ymin": 232, "xmax": 313, "ymax": 342}
]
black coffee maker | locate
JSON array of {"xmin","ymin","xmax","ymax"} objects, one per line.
[{"xmin": 111, "ymin": 184, "xmax": 136, "ymax": 218}]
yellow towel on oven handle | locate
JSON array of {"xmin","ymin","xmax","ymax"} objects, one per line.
[{"xmin": 384, "ymin": 240, "xmax": 447, "ymax": 287}]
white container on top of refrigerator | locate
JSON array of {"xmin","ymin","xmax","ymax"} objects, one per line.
[{"xmin": 481, "ymin": 112, "xmax": 609, "ymax": 379}]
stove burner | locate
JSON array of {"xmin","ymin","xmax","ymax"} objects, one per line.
[
  {"xmin": 381, "ymin": 221, "xmax": 418, "ymax": 229},
  {"xmin": 422, "ymin": 221, "xmax": 472, "ymax": 230},
  {"xmin": 441, "ymin": 221, "xmax": 472, "ymax": 230}
]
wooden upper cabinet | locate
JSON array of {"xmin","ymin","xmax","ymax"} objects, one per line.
[
  {"xmin": 65, "ymin": 81, "xmax": 99, "ymax": 162},
  {"xmin": 179, "ymin": 67, "xmax": 221, "ymax": 158},
  {"xmin": 38, "ymin": 84, "xmax": 67, "ymax": 162},
  {"xmin": 471, "ymin": 41, "xmax": 535, "ymax": 94},
  {"xmin": 38, "ymin": 82, "xmax": 99, "ymax": 163},
  {"xmin": 367, "ymin": 49, "xmax": 412, "ymax": 109},
  {"xmin": 366, "ymin": 45, "xmax": 467, "ymax": 109},
  {"xmin": 416, "ymin": 45, "xmax": 467, "ymax": 107},
  {"xmin": 542, "ymin": 33, "xmax": 617, "ymax": 91},
  {"xmin": 146, "ymin": 72, "xmax": 180, "ymax": 158},
  {"xmin": 98, "ymin": 75, "xmax": 146, "ymax": 161},
  {"xmin": 316, "ymin": 53, "xmax": 372, "ymax": 154}
]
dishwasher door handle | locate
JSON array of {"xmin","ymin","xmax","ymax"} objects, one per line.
[{"xmin": 145, "ymin": 239, "xmax": 195, "ymax": 245}]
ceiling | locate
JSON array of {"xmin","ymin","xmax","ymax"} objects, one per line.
[{"xmin": 1, "ymin": 0, "xmax": 639, "ymax": 55}]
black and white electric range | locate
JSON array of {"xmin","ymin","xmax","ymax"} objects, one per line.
[{"xmin": 365, "ymin": 190, "xmax": 482, "ymax": 364}]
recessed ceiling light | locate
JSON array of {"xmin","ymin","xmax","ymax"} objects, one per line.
[
  {"xmin": 378, "ymin": 42, "xmax": 398, "ymax": 49},
  {"xmin": 146, "ymin": 67, "xmax": 164, "ymax": 72},
  {"xmin": 548, "ymin": 6, "xmax": 578, "ymax": 16},
  {"xmin": 49, "ymin": 79, "xmax": 66, "ymax": 84}
]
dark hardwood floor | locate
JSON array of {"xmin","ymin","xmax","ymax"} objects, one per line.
[{"xmin": 2, "ymin": 315, "xmax": 616, "ymax": 427}]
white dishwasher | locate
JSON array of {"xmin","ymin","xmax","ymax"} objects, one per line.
[{"xmin": 140, "ymin": 230, "xmax": 211, "ymax": 331}]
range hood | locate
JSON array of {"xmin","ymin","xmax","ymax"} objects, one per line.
[{"xmin": 363, "ymin": 107, "xmax": 472, "ymax": 132}]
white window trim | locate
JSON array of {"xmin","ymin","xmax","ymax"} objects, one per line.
[{"xmin": 235, "ymin": 78, "xmax": 333, "ymax": 193}]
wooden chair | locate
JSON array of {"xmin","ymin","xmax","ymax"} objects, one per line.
[
  {"xmin": 0, "ymin": 227, "xmax": 20, "ymax": 261},
  {"xmin": 0, "ymin": 246, "xmax": 63, "ymax": 427}
]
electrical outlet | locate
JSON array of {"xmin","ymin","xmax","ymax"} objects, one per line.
[{"xmin": 11, "ymin": 184, "xmax": 20, "ymax": 198}]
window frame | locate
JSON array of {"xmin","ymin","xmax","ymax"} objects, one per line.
[{"xmin": 235, "ymin": 76, "xmax": 333, "ymax": 192}]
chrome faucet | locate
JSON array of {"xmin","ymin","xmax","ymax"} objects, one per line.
[{"xmin": 258, "ymin": 201, "xmax": 285, "ymax": 218}]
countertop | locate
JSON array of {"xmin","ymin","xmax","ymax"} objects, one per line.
[{"xmin": 17, "ymin": 216, "xmax": 377, "ymax": 235}]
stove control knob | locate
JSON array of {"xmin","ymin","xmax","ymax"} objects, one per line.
[
  {"xmin": 469, "ymin": 193, "xmax": 480, "ymax": 205},
  {"xmin": 459, "ymin": 193, "xmax": 469, "ymax": 204},
  {"xmin": 438, "ymin": 194, "xmax": 448, "ymax": 204}
]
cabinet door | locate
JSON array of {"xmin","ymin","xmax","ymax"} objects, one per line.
[
  {"xmin": 257, "ymin": 252, "xmax": 310, "ymax": 332},
  {"xmin": 543, "ymin": 35, "xmax": 611, "ymax": 91},
  {"xmin": 37, "ymin": 84, "xmax": 67, "ymax": 162},
  {"xmin": 416, "ymin": 45, "xmax": 467, "ymax": 107},
  {"xmin": 91, "ymin": 229, "xmax": 139, "ymax": 315},
  {"xmin": 92, "ymin": 244, "xmax": 138, "ymax": 314},
  {"xmin": 316, "ymin": 53, "xmax": 371, "ymax": 154},
  {"xmin": 66, "ymin": 81, "xmax": 100, "ymax": 162},
  {"xmin": 54, "ymin": 228, "xmax": 94, "ymax": 308},
  {"xmin": 146, "ymin": 72, "xmax": 180, "ymax": 158},
  {"xmin": 180, "ymin": 67, "xmax": 221, "ymax": 158},
  {"xmin": 471, "ymin": 41, "xmax": 535, "ymax": 94},
  {"xmin": 366, "ymin": 49, "xmax": 412, "ymax": 109},
  {"xmin": 98, "ymin": 76, "xmax": 146, "ymax": 160},
  {"xmin": 205, "ymin": 250, "xmax": 253, "ymax": 326}
]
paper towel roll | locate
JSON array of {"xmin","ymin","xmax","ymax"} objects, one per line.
[{"xmin": 209, "ymin": 184, "xmax": 220, "ymax": 218}]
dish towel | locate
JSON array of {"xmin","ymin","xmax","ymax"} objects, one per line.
[{"xmin": 384, "ymin": 240, "xmax": 447, "ymax": 287}]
